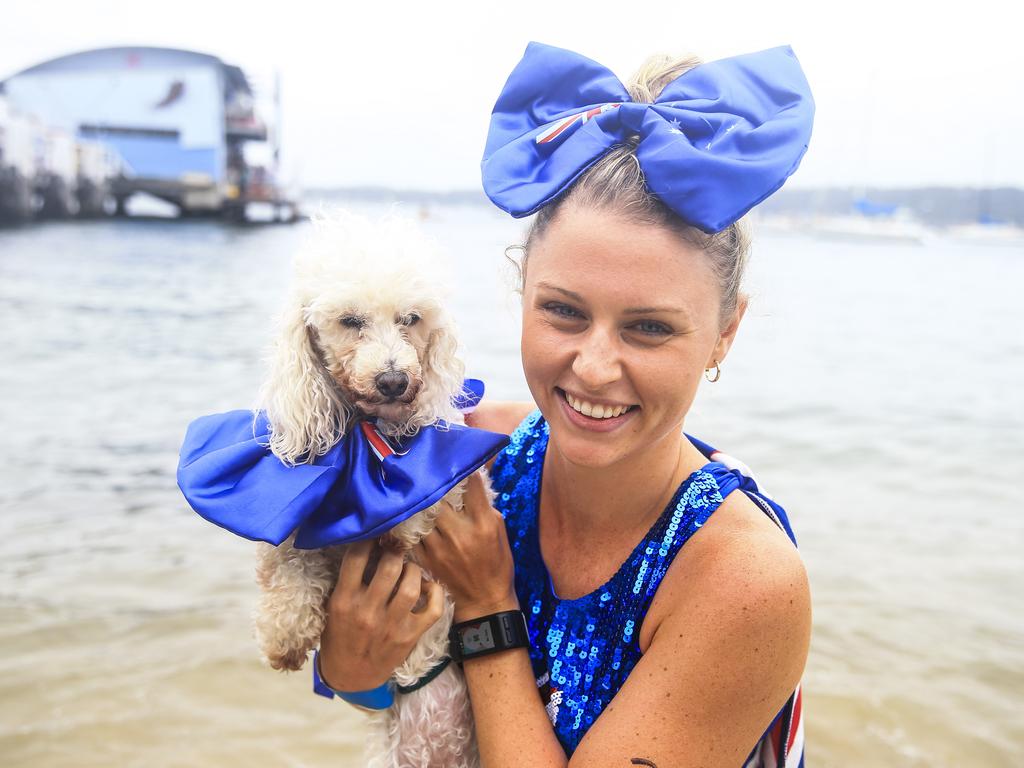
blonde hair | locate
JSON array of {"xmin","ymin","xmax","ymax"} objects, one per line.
[{"xmin": 512, "ymin": 52, "xmax": 752, "ymax": 328}]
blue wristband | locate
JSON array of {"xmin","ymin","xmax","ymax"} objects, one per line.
[{"xmin": 312, "ymin": 650, "xmax": 394, "ymax": 709}]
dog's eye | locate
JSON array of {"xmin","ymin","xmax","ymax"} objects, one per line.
[
  {"xmin": 340, "ymin": 315, "xmax": 365, "ymax": 329},
  {"xmin": 400, "ymin": 313, "xmax": 421, "ymax": 327}
]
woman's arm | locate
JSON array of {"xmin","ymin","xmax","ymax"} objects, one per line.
[
  {"xmin": 413, "ymin": 472, "xmax": 570, "ymax": 766},
  {"xmin": 416, "ymin": 479, "xmax": 811, "ymax": 768},
  {"xmin": 461, "ymin": 638, "xmax": 573, "ymax": 765}
]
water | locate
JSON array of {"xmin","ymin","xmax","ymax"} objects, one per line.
[{"xmin": 1, "ymin": 204, "xmax": 1021, "ymax": 766}]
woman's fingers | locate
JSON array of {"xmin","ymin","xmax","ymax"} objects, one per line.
[
  {"xmin": 386, "ymin": 560, "xmax": 425, "ymax": 615},
  {"xmin": 411, "ymin": 579, "xmax": 445, "ymax": 627},
  {"xmin": 464, "ymin": 471, "xmax": 494, "ymax": 522},
  {"xmin": 429, "ymin": 499, "xmax": 456, "ymax": 537},
  {"xmin": 336, "ymin": 538, "xmax": 375, "ymax": 593},
  {"xmin": 365, "ymin": 546, "xmax": 406, "ymax": 603},
  {"xmin": 409, "ymin": 538, "xmax": 431, "ymax": 571}
]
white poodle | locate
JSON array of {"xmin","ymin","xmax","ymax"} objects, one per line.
[{"xmin": 254, "ymin": 210, "xmax": 488, "ymax": 768}]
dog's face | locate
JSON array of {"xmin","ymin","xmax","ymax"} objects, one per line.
[
  {"xmin": 305, "ymin": 284, "xmax": 446, "ymax": 425},
  {"xmin": 262, "ymin": 213, "xmax": 465, "ymax": 464}
]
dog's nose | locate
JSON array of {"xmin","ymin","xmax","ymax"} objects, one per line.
[{"xmin": 375, "ymin": 371, "xmax": 409, "ymax": 398}]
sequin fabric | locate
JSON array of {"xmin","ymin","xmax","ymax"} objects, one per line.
[{"xmin": 490, "ymin": 410, "xmax": 745, "ymax": 756}]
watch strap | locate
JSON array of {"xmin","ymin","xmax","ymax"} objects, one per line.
[{"xmin": 449, "ymin": 609, "xmax": 529, "ymax": 663}]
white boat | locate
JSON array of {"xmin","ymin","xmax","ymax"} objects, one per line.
[
  {"xmin": 943, "ymin": 221, "xmax": 1024, "ymax": 247},
  {"xmin": 806, "ymin": 211, "xmax": 932, "ymax": 245}
]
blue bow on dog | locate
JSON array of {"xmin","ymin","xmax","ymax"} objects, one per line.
[
  {"xmin": 481, "ymin": 42, "xmax": 815, "ymax": 233},
  {"xmin": 177, "ymin": 379, "xmax": 509, "ymax": 549}
]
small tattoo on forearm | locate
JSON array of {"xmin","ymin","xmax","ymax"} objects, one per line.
[{"xmin": 630, "ymin": 759, "xmax": 658, "ymax": 767}]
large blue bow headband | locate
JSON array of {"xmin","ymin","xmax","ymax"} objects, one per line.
[{"xmin": 481, "ymin": 42, "xmax": 815, "ymax": 233}]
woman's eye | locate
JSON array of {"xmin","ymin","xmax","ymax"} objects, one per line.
[
  {"xmin": 631, "ymin": 320, "xmax": 673, "ymax": 336},
  {"xmin": 543, "ymin": 303, "xmax": 582, "ymax": 319},
  {"xmin": 400, "ymin": 313, "xmax": 421, "ymax": 327},
  {"xmin": 340, "ymin": 316, "xmax": 364, "ymax": 329}
]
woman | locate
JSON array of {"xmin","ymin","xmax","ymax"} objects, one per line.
[{"xmin": 318, "ymin": 42, "xmax": 814, "ymax": 767}]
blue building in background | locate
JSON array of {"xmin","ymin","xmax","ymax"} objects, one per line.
[{"xmin": 0, "ymin": 46, "xmax": 292, "ymax": 220}]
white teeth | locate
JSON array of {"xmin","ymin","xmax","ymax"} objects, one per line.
[{"xmin": 563, "ymin": 391, "xmax": 631, "ymax": 419}]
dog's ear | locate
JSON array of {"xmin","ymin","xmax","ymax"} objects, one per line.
[
  {"xmin": 259, "ymin": 301, "xmax": 350, "ymax": 465},
  {"xmin": 411, "ymin": 315, "xmax": 465, "ymax": 428}
]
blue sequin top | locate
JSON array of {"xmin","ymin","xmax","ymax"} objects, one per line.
[{"xmin": 490, "ymin": 409, "xmax": 799, "ymax": 758}]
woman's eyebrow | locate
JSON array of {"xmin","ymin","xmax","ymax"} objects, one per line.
[
  {"xmin": 536, "ymin": 282, "xmax": 585, "ymax": 302},
  {"xmin": 622, "ymin": 305, "xmax": 687, "ymax": 316},
  {"xmin": 536, "ymin": 281, "xmax": 689, "ymax": 316}
]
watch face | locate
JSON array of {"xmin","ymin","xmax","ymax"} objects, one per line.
[{"xmin": 461, "ymin": 621, "xmax": 496, "ymax": 653}]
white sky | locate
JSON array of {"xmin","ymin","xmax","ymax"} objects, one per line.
[{"xmin": 2, "ymin": 0, "xmax": 1021, "ymax": 190}]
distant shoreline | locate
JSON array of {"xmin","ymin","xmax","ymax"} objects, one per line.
[{"xmin": 308, "ymin": 185, "xmax": 1024, "ymax": 229}]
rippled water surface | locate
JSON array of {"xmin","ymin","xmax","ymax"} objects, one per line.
[{"xmin": 1, "ymin": 203, "xmax": 1021, "ymax": 766}]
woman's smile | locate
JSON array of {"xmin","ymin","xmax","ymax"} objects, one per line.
[{"xmin": 556, "ymin": 386, "xmax": 639, "ymax": 432}]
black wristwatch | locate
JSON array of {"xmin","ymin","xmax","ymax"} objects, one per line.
[{"xmin": 448, "ymin": 610, "xmax": 529, "ymax": 663}]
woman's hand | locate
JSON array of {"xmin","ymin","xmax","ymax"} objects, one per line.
[
  {"xmin": 318, "ymin": 538, "xmax": 445, "ymax": 692},
  {"xmin": 412, "ymin": 471, "xmax": 519, "ymax": 623}
]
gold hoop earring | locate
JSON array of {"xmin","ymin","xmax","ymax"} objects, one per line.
[{"xmin": 704, "ymin": 360, "xmax": 721, "ymax": 383}]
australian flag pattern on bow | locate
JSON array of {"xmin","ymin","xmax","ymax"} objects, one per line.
[
  {"xmin": 360, "ymin": 421, "xmax": 407, "ymax": 463},
  {"xmin": 536, "ymin": 103, "xmax": 621, "ymax": 145}
]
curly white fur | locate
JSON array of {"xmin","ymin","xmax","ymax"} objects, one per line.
[
  {"xmin": 252, "ymin": 210, "xmax": 485, "ymax": 767},
  {"xmin": 258, "ymin": 209, "xmax": 466, "ymax": 462}
]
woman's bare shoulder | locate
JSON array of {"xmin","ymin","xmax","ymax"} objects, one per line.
[
  {"xmin": 572, "ymin": 494, "xmax": 810, "ymax": 766},
  {"xmin": 641, "ymin": 490, "xmax": 807, "ymax": 653},
  {"xmin": 464, "ymin": 399, "xmax": 536, "ymax": 436}
]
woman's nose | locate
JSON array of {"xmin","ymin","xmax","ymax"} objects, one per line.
[{"xmin": 571, "ymin": 327, "xmax": 622, "ymax": 388}]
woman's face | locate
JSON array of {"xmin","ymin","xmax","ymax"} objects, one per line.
[{"xmin": 520, "ymin": 204, "xmax": 744, "ymax": 469}]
